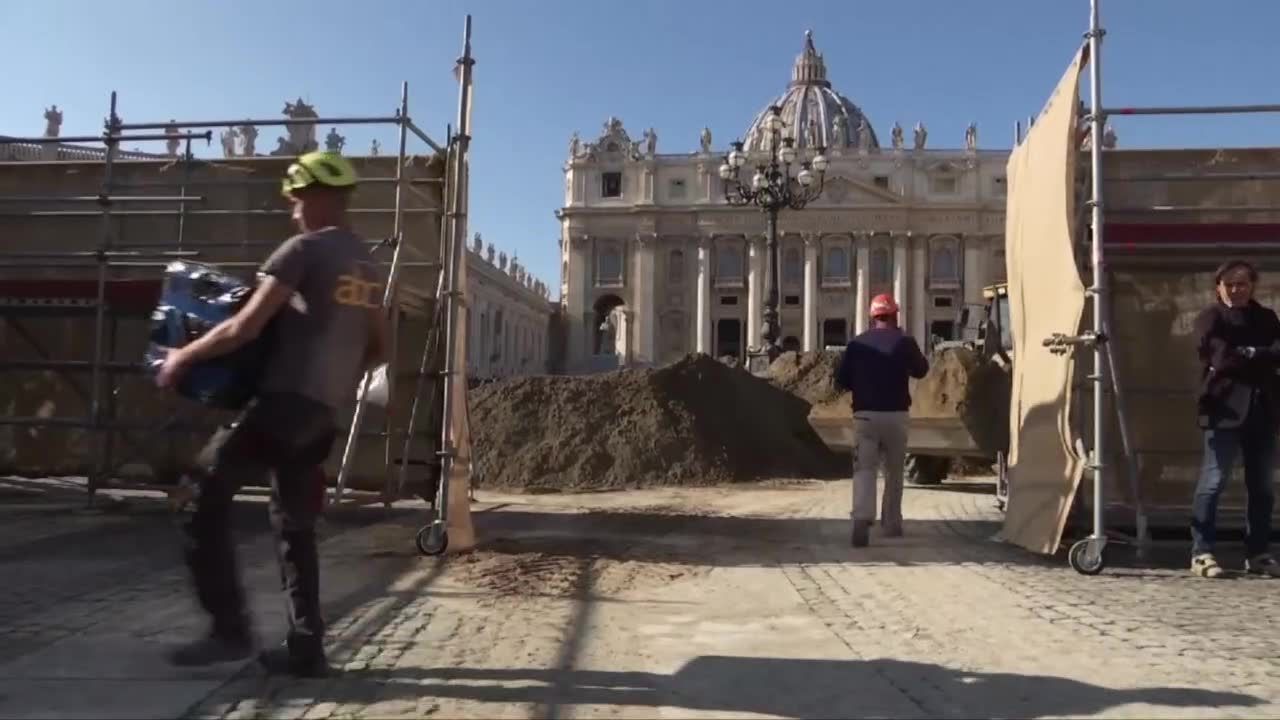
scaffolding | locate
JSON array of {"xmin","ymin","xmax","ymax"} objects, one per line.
[
  {"xmin": 0, "ymin": 17, "xmax": 475, "ymax": 534},
  {"xmin": 1011, "ymin": 0, "xmax": 1280, "ymax": 575}
]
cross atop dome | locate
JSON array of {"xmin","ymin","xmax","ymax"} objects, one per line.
[{"xmin": 791, "ymin": 30, "xmax": 831, "ymax": 89}]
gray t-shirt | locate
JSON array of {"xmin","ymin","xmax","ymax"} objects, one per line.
[{"xmin": 257, "ymin": 227, "xmax": 381, "ymax": 411}]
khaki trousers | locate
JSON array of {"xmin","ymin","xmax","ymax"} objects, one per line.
[{"xmin": 851, "ymin": 411, "xmax": 909, "ymax": 526}]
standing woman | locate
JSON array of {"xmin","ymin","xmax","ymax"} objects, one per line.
[{"xmin": 1191, "ymin": 259, "xmax": 1280, "ymax": 578}]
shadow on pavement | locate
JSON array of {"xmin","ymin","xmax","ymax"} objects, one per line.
[
  {"xmin": 467, "ymin": 508, "xmax": 1029, "ymax": 568},
  {"xmin": 254, "ymin": 656, "xmax": 1265, "ymax": 719}
]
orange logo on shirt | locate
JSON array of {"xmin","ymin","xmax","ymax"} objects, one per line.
[{"xmin": 334, "ymin": 273, "xmax": 383, "ymax": 309}]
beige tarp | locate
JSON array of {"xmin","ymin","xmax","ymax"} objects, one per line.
[{"xmin": 998, "ymin": 46, "xmax": 1090, "ymax": 555}]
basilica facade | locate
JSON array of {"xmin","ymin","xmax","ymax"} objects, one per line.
[{"xmin": 556, "ymin": 32, "xmax": 1010, "ymax": 372}]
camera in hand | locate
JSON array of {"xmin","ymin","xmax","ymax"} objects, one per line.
[{"xmin": 144, "ymin": 261, "xmax": 273, "ymax": 410}]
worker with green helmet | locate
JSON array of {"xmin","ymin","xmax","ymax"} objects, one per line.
[{"xmin": 156, "ymin": 150, "xmax": 389, "ymax": 677}]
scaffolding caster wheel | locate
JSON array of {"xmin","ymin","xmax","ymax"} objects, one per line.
[
  {"xmin": 1068, "ymin": 537, "xmax": 1106, "ymax": 576},
  {"xmin": 415, "ymin": 521, "xmax": 448, "ymax": 557}
]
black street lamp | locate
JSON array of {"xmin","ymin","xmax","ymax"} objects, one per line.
[{"xmin": 720, "ymin": 104, "xmax": 828, "ymax": 372}]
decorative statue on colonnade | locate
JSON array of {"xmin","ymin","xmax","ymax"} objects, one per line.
[
  {"xmin": 699, "ymin": 126, "xmax": 712, "ymax": 154},
  {"xmin": 220, "ymin": 127, "xmax": 238, "ymax": 158},
  {"xmin": 281, "ymin": 97, "xmax": 319, "ymax": 153},
  {"xmin": 164, "ymin": 120, "xmax": 181, "ymax": 157},
  {"xmin": 325, "ymin": 127, "xmax": 346, "ymax": 152},
  {"xmin": 913, "ymin": 122, "xmax": 928, "ymax": 150},
  {"xmin": 965, "ymin": 122, "xmax": 978, "ymax": 151},
  {"xmin": 641, "ymin": 127, "xmax": 657, "ymax": 156},
  {"xmin": 891, "ymin": 121, "xmax": 904, "ymax": 150},
  {"xmin": 43, "ymin": 105, "xmax": 63, "ymax": 138},
  {"xmin": 237, "ymin": 123, "xmax": 258, "ymax": 156}
]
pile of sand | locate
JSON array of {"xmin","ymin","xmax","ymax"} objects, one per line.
[
  {"xmin": 766, "ymin": 350, "xmax": 852, "ymax": 418},
  {"xmin": 909, "ymin": 345, "xmax": 1011, "ymax": 453},
  {"xmin": 468, "ymin": 354, "xmax": 842, "ymax": 492}
]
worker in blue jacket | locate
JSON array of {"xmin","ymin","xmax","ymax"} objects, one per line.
[{"xmin": 834, "ymin": 294, "xmax": 930, "ymax": 547}]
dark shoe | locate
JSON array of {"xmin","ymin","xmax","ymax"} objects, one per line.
[
  {"xmin": 1245, "ymin": 553, "xmax": 1280, "ymax": 578},
  {"xmin": 851, "ymin": 520, "xmax": 870, "ymax": 548},
  {"xmin": 258, "ymin": 646, "xmax": 329, "ymax": 678},
  {"xmin": 167, "ymin": 632, "xmax": 254, "ymax": 667}
]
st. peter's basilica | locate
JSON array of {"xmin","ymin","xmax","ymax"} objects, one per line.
[{"xmin": 556, "ymin": 31, "xmax": 1011, "ymax": 372}]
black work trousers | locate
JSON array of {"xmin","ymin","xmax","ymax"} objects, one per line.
[{"xmin": 183, "ymin": 392, "xmax": 335, "ymax": 656}]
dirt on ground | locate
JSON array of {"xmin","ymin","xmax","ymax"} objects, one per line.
[
  {"xmin": 469, "ymin": 354, "xmax": 843, "ymax": 492},
  {"xmin": 767, "ymin": 350, "xmax": 852, "ymax": 419}
]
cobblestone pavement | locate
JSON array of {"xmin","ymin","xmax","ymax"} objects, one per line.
[{"xmin": 4, "ymin": 474, "xmax": 1280, "ymax": 719}]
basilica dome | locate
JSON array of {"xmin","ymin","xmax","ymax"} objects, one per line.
[{"xmin": 742, "ymin": 31, "xmax": 879, "ymax": 153}]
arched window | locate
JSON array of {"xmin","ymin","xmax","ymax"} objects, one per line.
[
  {"xmin": 823, "ymin": 245, "xmax": 849, "ymax": 282},
  {"xmin": 716, "ymin": 244, "xmax": 743, "ymax": 284},
  {"xmin": 870, "ymin": 247, "xmax": 892, "ymax": 284},
  {"xmin": 783, "ymin": 247, "xmax": 802, "ymax": 284},
  {"xmin": 668, "ymin": 249, "xmax": 685, "ymax": 284}
]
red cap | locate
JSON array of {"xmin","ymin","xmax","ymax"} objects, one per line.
[{"xmin": 869, "ymin": 293, "xmax": 899, "ymax": 318}]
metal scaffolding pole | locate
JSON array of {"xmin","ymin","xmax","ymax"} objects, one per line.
[
  {"xmin": 85, "ymin": 93, "xmax": 122, "ymax": 503},
  {"xmin": 1109, "ymin": 171, "xmax": 1280, "ymax": 183},
  {"xmin": 1104, "ymin": 103, "xmax": 1280, "ymax": 117},
  {"xmin": 332, "ymin": 82, "xmax": 414, "ymax": 506},
  {"xmin": 418, "ymin": 14, "xmax": 476, "ymax": 556},
  {"xmin": 0, "ymin": 208, "xmax": 440, "ymax": 218},
  {"xmin": 0, "ymin": 132, "xmax": 212, "ymax": 145},
  {"xmin": 1084, "ymin": 0, "xmax": 1109, "ymax": 571}
]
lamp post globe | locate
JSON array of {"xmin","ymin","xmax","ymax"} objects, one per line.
[{"xmin": 721, "ymin": 110, "xmax": 827, "ymax": 373}]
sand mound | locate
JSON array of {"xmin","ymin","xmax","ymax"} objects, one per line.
[
  {"xmin": 469, "ymin": 354, "xmax": 843, "ymax": 491},
  {"xmin": 767, "ymin": 350, "xmax": 852, "ymax": 418},
  {"xmin": 910, "ymin": 345, "xmax": 1011, "ymax": 453}
]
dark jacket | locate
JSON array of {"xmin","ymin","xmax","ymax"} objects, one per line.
[
  {"xmin": 833, "ymin": 326, "xmax": 930, "ymax": 413},
  {"xmin": 1194, "ymin": 300, "xmax": 1280, "ymax": 428}
]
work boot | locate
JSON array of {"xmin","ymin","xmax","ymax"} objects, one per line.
[
  {"xmin": 1190, "ymin": 553, "xmax": 1225, "ymax": 579},
  {"xmin": 258, "ymin": 637, "xmax": 329, "ymax": 678},
  {"xmin": 851, "ymin": 519, "xmax": 870, "ymax": 548},
  {"xmin": 1245, "ymin": 553, "xmax": 1280, "ymax": 578},
  {"xmin": 167, "ymin": 630, "xmax": 254, "ymax": 667}
]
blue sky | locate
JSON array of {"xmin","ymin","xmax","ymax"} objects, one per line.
[{"xmin": 7, "ymin": 0, "xmax": 1280, "ymax": 295}]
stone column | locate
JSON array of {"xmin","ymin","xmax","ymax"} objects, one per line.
[
  {"xmin": 892, "ymin": 233, "xmax": 909, "ymax": 333},
  {"xmin": 696, "ymin": 236, "xmax": 712, "ymax": 354},
  {"xmin": 855, "ymin": 233, "xmax": 870, "ymax": 335},
  {"xmin": 802, "ymin": 234, "xmax": 819, "ymax": 352},
  {"xmin": 635, "ymin": 233, "xmax": 658, "ymax": 365},
  {"xmin": 746, "ymin": 235, "xmax": 763, "ymax": 350},
  {"xmin": 963, "ymin": 235, "xmax": 987, "ymax": 304},
  {"xmin": 619, "ymin": 309, "xmax": 634, "ymax": 363},
  {"xmin": 565, "ymin": 235, "xmax": 589, "ymax": 371},
  {"xmin": 912, "ymin": 234, "xmax": 928, "ymax": 343}
]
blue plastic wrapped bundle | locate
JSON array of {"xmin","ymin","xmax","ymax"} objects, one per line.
[{"xmin": 144, "ymin": 261, "xmax": 271, "ymax": 410}]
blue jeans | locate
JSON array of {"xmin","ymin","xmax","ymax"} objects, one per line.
[{"xmin": 1192, "ymin": 415, "xmax": 1277, "ymax": 558}]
